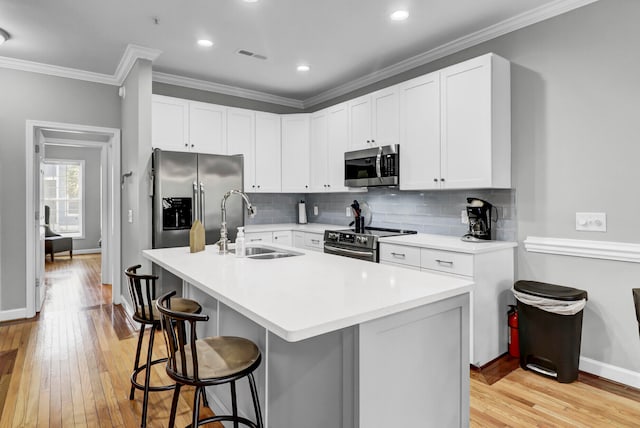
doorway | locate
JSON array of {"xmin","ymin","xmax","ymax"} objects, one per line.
[{"xmin": 26, "ymin": 121, "xmax": 121, "ymax": 317}]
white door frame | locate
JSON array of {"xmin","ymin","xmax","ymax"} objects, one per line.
[{"xmin": 26, "ymin": 120, "xmax": 121, "ymax": 317}]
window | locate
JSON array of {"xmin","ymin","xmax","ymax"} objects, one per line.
[{"xmin": 43, "ymin": 159, "xmax": 85, "ymax": 238}]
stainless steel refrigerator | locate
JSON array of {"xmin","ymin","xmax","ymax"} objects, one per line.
[{"xmin": 152, "ymin": 149, "xmax": 245, "ymax": 292}]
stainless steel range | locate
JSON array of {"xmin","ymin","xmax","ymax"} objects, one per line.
[{"xmin": 324, "ymin": 227, "xmax": 417, "ymax": 262}]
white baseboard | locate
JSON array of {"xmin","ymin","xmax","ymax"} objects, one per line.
[
  {"xmin": 0, "ymin": 308, "xmax": 28, "ymax": 322},
  {"xmin": 74, "ymin": 248, "xmax": 102, "ymax": 255},
  {"xmin": 580, "ymin": 356, "xmax": 640, "ymax": 389},
  {"xmin": 120, "ymin": 295, "xmax": 134, "ymax": 317}
]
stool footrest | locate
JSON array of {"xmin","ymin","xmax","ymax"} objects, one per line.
[{"xmin": 130, "ymin": 357, "xmax": 175, "ymax": 393}]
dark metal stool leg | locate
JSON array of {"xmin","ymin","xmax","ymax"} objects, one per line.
[
  {"xmin": 168, "ymin": 384, "xmax": 181, "ymax": 428},
  {"xmin": 200, "ymin": 387, "xmax": 209, "ymax": 409},
  {"xmin": 192, "ymin": 386, "xmax": 202, "ymax": 428},
  {"xmin": 140, "ymin": 325, "xmax": 157, "ymax": 428},
  {"xmin": 231, "ymin": 381, "xmax": 239, "ymax": 428},
  {"xmin": 248, "ymin": 373, "xmax": 263, "ymax": 428},
  {"xmin": 130, "ymin": 325, "xmax": 146, "ymax": 400}
]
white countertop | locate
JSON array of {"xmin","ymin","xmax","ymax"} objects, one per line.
[
  {"xmin": 143, "ymin": 244, "xmax": 473, "ymax": 342},
  {"xmin": 244, "ymin": 223, "xmax": 343, "ymax": 234},
  {"xmin": 379, "ymin": 233, "xmax": 517, "ymax": 254}
]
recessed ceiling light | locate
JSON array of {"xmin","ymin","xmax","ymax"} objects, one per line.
[
  {"xmin": 390, "ymin": 10, "xmax": 409, "ymax": 21},
  {"xmin": 0, "ymin": 28, "xmax": 10, "ymax": 45},
  {"xmin": 197, "ymin": 39, "xmax": 214, "ymax": 47},
  {"xmin": 297, "ymin": 65, "xmax": 310, "ymax": 72}
]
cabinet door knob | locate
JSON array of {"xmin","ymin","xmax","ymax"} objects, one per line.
[
  {"xmin": 191, "ymin": 144, "xmax": 194, "ymax": 148},
  {"xmin": 257, "ymin": 185, "xmax": 261, "ymax": 189},
  {"xmin": 184, "ymin": 143, "xmax": 188, "ymax": 147},
  {"xmin": 305, "ymin": 185, "xmax": 308, "ymax": 188},
  {"xmin": 440, "ymin": 178, "xmax": 445, "ymax": 182},
  {"xmin": 252, "ymin": 185, "xmax": 256, "ymax": 188},
  {"xmin": 371, "ymin": 139, "xmax": 375, "ymax": 143},
  {"xmin": 327, "ymin": 184, "xmax": 331, "ymax": 188},
  {"xmin": 433, "ymin": 178, "xmax": 438, "ymax": 182}
]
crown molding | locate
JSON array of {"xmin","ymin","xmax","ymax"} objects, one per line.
[
  {"xmin": 0, "ymin": 43, "xmax": 162, "ymax": 86},
  {"xmin": 152, "ymin": 71, "xmax": 305, "ymax": 109},
  {"xmin": 114, "ymin": 44, "xmax": 162, "ymax": 85},
  {"xmin": 0, "ymin": 55, "xmax": 117, "ymax": 85},
  {"xmin": 302, "ymin": 0, "xmax": 600, "ymax": 107},
  {"xmin": 523, "ymin": 236, "xmax": 640, "ymax": 263},
  {"xmin": 0, "ymin": 0, "xmax": 598, "ymax": 107}
]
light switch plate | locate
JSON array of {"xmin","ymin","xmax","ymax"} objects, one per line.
[
  {"xmin": 576, "ymin": 212, "xmax": 606, "ymax": 232},
  {"xmin": 346, "ymin": 206, "xmax": 351, "ymax": 217},
  {"xmin": 313, "ymin": 205, "xmax": 319, "ymax": 216}
]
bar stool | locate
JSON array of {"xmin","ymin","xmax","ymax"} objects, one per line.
[
  {"xmin": 156, "ymin": 291, "xmax": 264, "ymax": 428},
  {"xmin": 125, "ymin": 265, "xmax": 203, "ymax": 428}
]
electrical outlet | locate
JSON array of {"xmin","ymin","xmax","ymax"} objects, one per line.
[
  {"xmin": 313, "ymin": 205, "xmax": 319, "ymax": 216},
  {"xmin": 346, "ymin": 206, "xmax": 351, "ymax": 217},
  {"xmin": 128, "ymin": 209, "xmax": 133, "ymax": 223},
  {"xmin": 576, "ymin": 212, "xmax": 606, "ymax": 232},
  {"xmin": 461, "ymin": 209, "xmax": 468, "ymax": 225}
]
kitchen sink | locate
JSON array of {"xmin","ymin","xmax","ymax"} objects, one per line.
[
  {"xmin": 247, "ymin": 252, "xmax": 301, "ymax": 260},
  {"xmin": 232, "ymin": 245, "xmax": 303, "ymax": 259}
]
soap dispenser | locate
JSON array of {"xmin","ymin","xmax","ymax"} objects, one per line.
[{"xmin": 235, "ymin": 226, "xmax": 246, "ymax": 257}]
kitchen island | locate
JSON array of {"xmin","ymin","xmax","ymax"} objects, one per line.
[{"xmin": 143, "ymin": 243, "xmax": 473, "ymax": 428}]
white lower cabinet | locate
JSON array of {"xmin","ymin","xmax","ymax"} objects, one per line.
[
  {"xmin": 245, "ymin": 230, "xmax": 293, "ymax": 246},
  {"xmin": 293, "ymin": 231, "xmax": 324, "ymax": 252},
  {"xmin": 272, "ymin": 230, "xmax": 292, "ymax": 246},
  {"xmin": 380, "ymin": 242, "xmax": 514, "ymax": 367},
  {"xmin": 244, "ymin": 231, "xmax": 273, "ymax": 244}
]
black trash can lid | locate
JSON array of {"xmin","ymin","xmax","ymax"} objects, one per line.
[{"xmin": 514, "ymin": 280, "xmax": 588, "ymax": 301}]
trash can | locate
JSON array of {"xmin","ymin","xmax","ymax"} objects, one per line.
[{"xmin": 513, "ymin": 280, "xmax": 588, "ymax": 383}]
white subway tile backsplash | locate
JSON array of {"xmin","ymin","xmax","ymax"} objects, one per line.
[{"xmin": 244, "ymin": 188, "xmax": 516, "ymax": 241}]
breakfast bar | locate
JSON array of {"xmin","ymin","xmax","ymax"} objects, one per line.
[{"xmin": 143, "ymin": 244, "xmax": 473, "ymax": 428}]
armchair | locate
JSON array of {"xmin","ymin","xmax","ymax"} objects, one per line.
[{"xmin": 44, "ymin": 205, "xmax": 73, "ymax": 262}]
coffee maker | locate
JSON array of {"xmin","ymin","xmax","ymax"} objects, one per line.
[{"xmin": 462, "ymin": 197, "xmax": 495, "ymax": 242}]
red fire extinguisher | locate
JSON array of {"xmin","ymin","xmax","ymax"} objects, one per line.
[{"xmin": 508, "ymin": 305, "xmax": 520, "ymax": 358}]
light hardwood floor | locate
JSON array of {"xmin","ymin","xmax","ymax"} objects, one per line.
[{"xmin": 1, "ymin": 254, "xmax": 639, "ymax": 427}]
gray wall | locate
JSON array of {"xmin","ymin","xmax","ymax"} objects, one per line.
[
  {"xmin": 0, "ymin": 68, "xmax": 120, "ymax": 311},
  {"xmin": 44, "ymin": 145, "xmax": 102, "ymax": 251},
  {"xmin": 121, "ymin": 59, "xmax": 154, "ymax": 306},
  {"xmin": 153, "ymin": 82, "xmax": 303, "ymax": 114}
]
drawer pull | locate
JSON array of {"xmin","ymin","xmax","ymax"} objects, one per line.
[
  {"xmin": 250, "ymin": 238, "xmax": 262, "ymax": 242},
  {"xmin": 435, "ymin": 259, "xmax": 453, "ymax": 266},
  {"xmin": 311, "ymin": 239, "xmax": 320, "ymax": 244},
  {"xmin": 391, "ymin": 252, "xmax": 406, "ymax": 258}
]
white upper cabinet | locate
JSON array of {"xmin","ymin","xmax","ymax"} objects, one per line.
[
  {"xmin": 399, "ymin": 72, "xmax": 441, "ymax": 190},
  {"xmin": 308, "ymin": 104, "xmax": 349, "ymax": 193},
  {"xmin": 254, "ymin": 112, "xmax": 282, "ymax": 193},
  {"xmin": 399, "ymin": 53, "xmax": 511, "ymax": 190},
  {"xmin": 348, "ymin": 86, "xmax": 399, "ymax": 150},
  {"xmin": 227, "ymin": 107, "xmax": 256, "ymax": 191},
  {"xmin": 281, "ymin": 114, "xmax": 311, "ymax": 192},
  {"xmin": 439, "ymin": 53, "xmax": 511, "ymax": 189},
  {"xmin": 309, "ymin": 110, "xmax": 329, "ymax": 192},
  {"xmin": 189, "ymin": 101, "xmax": 227, "ymax": 154},
  {"xmin": 326, "ymin": 103, "xmax": 349, "ymax": 191},
  {"xmin": 152, "ymin": 95, "xmax": 189, "ymax": 151}
]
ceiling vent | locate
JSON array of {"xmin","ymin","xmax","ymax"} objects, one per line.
[{"xmin": 236, "ymin": 49, "xmax": 267, "ymax": 60}]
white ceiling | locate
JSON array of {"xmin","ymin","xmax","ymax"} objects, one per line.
[{"xmin": 0, "ymin": 0, "xmax": 592, "ymax": 105}]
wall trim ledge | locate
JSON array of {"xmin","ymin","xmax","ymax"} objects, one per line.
[
  {"xmin": 0, "ymin": 308, "xmax": 28, "ymax": 322},
  {"xmin": 580, "ymin": 356, "xmax": 640, "ymax": 389},
  {"xmin": 523, "ymin": 236, "xmax": 640, "ymax": 263}
]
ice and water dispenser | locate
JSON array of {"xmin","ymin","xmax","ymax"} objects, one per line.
[{"xmin": 162, "ymin": 197, "xmax": 192, "ymax": 230}]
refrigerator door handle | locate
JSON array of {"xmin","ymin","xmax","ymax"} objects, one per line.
[
  {"xmin": 192, "ymin": 181, "xmax": 199, "ymax": 223},
  {"xmin": 199, "ymin": 182, "xmax": 205, "ymax": 228}
]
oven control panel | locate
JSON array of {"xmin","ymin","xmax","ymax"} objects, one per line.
[{"xmin": 324, "ymin": 230, "xmax": 377, "ymax": 250}]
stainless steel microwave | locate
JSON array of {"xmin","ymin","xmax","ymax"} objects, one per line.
[{"xmin": 344, "ymin": 144, "xmax": 399, "ymax": 187}]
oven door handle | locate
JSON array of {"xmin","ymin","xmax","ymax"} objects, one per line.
[
  {"xmin": 375, "ymin": 146, "xmax": 383, "ymax": 182},
  {"xmin": 324, "ymin": 245, "xmax": 375, "ymax": 258}
]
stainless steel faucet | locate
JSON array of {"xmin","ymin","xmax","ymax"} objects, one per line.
[{"xmin": 217, "ymin": 190, "xmax": 256, "ymax": 253}]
